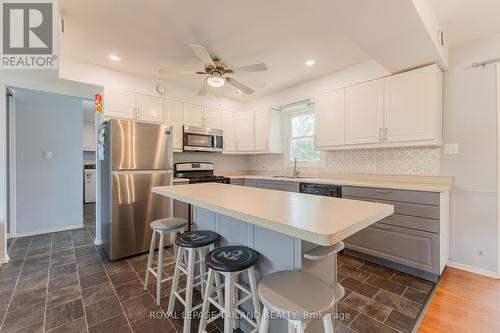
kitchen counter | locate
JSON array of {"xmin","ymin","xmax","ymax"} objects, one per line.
[
  {"xmin": 152, "ymin": 183, "xmax": 394, "ymax": 246},
  {"xmin": 227, "ymin": 174, "xmax": 453, "ymax": 192}
]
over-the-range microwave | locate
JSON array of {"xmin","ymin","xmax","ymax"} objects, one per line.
[{"xmin": 183, "ymin": 125, "xmax": 223, "ymax": 152}]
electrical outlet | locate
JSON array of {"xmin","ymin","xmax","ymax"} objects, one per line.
[
  {"xmin": 43, "ymin": 151, "xmax": 52, "ymax": 160},
  {"xmin": 444, "ymin": 143, "xmax": 459, "ymax": 155},
  {"xmin": 261, "ymin": 163, "xmax": 267, "ymax": 169}
]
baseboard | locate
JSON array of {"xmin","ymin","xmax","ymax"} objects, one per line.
[
  {"xmin": 0, "ymin": 255, "xmax": 10, "ymax": 265},
  {"xmin": 447, "ymin": 261, "xmax": 499, "ymax": 279},
  {"xmin": 12, "ymin": 224, "xmax": 84, "ymax": 238}
]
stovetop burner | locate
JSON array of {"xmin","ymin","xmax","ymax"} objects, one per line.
[{"xmin": 174, "ymin": 162, "xmax": 231, "ymax": 184}]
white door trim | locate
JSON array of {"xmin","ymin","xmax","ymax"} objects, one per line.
[
  {"xmin": 496, "ymin": 64, "xmax": 500, "ymax": 278},
  {"xmin": 7, "ymin": 89, "xmax": 16, "ymax": 238}
]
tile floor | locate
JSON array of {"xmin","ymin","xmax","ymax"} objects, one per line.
[{"xmin": 1, "ymin": 205, "xmax": 436, "ymax": 333}]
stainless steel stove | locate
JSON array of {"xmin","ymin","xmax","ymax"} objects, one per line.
[{"xmin": 174, "ymin": 162, "xmax": 230, "ymax": 184}]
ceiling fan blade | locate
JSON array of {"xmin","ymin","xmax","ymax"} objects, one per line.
[
  {"xmin": 158, "ymin": 69, "xmax": 205, "ymax": 75},
  {"xmin": 197, "ymin": 81, "xmax": 208, "ymax": 96},
  {"xmin": 248, "ymin": 80, "xmax": 267, "ymax": 88},
  {"xmin": 226, "ymin": 77, "xmax": 254, "ymax": 95},
  {"xmin": 190, "ymin": 45, "xmax": 215, "ymax": 66},
  {"xmin": 229, "ymin": 63, "xmax": 268, "ymax": 73}
]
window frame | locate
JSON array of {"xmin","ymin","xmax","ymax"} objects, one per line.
[{"xmin": 284, "ymin": 107, "xmax": 326, "ymax": 168}]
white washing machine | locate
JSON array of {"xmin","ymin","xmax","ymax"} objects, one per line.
[{"xmin": 84, "ymin": 168, "xmax": 96, "ymax": 203}]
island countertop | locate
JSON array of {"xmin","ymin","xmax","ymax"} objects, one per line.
[{"xmin": 153, "ymin": 183, "xmax": 394, "ymax": 246}]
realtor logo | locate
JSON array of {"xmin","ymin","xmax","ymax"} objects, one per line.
[{"xmin": 1, "ymin": 0, "xmax": 58, "ymax": 69}]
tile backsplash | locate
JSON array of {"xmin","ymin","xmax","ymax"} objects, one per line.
[{"xmin": 248, "ymin": 147, "xmax": 440, "ymax": 176}]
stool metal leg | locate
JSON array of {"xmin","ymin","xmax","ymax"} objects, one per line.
[
  {"xmin": 144, "ymin": 230, "xmax": 157, "ymax": 290},
  {"xmin": 322, "ymin": 315, "xmax": 334, "ymax": 333},
  {"xmin": 223, "ymin": 272, "xmax": 235, "ymax": 333},
  {"xmin": 259, "ymin": 307, "xmax": 269, "ymax": 333},
  {"xmin": 198, "ymin": 268, "xmax": 215, "ymax": 333},
  {"xmin": 183, "ymin": 248, "xmax": 196, "ymax": 333},
  {"xmin": 167, "ymin": 246, "xmax": 184, "ymax": 316},
  {"xmin": 156, "ymin": 232, "xmax": 165, "ymax": 305}
]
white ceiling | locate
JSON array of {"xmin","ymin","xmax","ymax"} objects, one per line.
[
  {"xmin": 59, "ymin": 0, "xmax": 370, "ymax": 100},
  {"xmin": 430, "ymin": 0, "xmax": 500, "ymax": 47}
]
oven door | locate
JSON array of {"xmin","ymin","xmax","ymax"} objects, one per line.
[{"xmin": 183, "ymin": 126, "xmax": 223, "ymax": 152}]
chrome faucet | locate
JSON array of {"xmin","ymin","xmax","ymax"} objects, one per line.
[{"xmin": 292, "ymin": 158, "xmax": 300, "ymax": 178}]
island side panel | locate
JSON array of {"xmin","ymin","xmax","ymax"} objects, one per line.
[{"xmin": 193, "ymin": 206, "xmax": 301, "ymax": 333}]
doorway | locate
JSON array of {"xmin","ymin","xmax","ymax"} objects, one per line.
[{"xmin": 6, "ymin": 88, "xmax": 96, "ymax": 259}]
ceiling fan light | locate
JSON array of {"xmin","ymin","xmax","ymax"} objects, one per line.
[{"xmin": 207, "ymin": 74, "xmax": 225, "ymax": 88}]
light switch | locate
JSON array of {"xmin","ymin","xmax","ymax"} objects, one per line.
[
  {"xmin": 444, "ymin": 144, "xmax": 459, "ymax": 154},
  {"xmin": 43, "ymin": 151, "xmax": 52, "ymax": 160}
]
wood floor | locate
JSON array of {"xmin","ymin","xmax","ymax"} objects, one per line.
[{"xmin": 418, "ymin": 267, "xmax": 500, "ymax": 333}]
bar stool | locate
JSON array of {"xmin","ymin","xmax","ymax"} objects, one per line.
[
  {"xmin": 144, "ymin": 217, "xmax": 188, "ymax": 305},
  {"xmin": 258, "ymin": 270, "xmax": 337, "ymax": 333},
  {"xmin": 198, "ymin": 245, "xmax": 261, "ymax": 333},
  {"xmin": 168, "ymin": 230, "xmax": 219, "ymax": 333}
]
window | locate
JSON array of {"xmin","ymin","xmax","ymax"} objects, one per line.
[{"xmin": 286, "ymin": 109, "xmax": 324, "ymax": 167}]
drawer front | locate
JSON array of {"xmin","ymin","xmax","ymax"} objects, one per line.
[
  {"xmin": 230, "ymin": 178, "xmax": 245, "ymax": 186},
  {"xmin": 380, "ymin": 214, "xmax": 439, "ymax": 233},
  {"xmin": 343, "ymin": 186, "xmax": 439, "ymax": 206},
  {"xmin": 256, "ymin": 180, "xmax": 300, "ymax": 193},
  {"xmin": 343, "ymin": 196, "xmax": 440, "ymax": 220},
  {"xmin": 345, "ymin": 224, "xmax": 439, "ymax": 274},
  {"xmin": 244, "ymin": 179, "xmax": 259, "ymax": 188}
]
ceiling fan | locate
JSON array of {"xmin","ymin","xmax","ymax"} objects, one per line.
[{"xmin": 158, "ymin": 45, "xmax": 268, "ymax": 96}]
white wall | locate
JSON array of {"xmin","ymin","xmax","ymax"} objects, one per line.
[
  {"xmin": 441, "ymin": 33, "xmax": 500, "ymax": 274},
  {"xmin": 14, "ymin": 89, "xmax": 84, "ymax": 235}
]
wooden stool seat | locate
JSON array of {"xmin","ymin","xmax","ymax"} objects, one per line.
[
  {"xmin": 150, "ymin": 217, "xmax": 188, "ymax": 231},
  {"xmin": 205, "ymin": 245, "xmax": 258, "ymax": 272},
  {"xmin": 175, "ymin": 230, "xmax": 218, "ymax": 248}
]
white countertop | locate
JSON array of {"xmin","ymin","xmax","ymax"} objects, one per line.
[
  {"xmin": 228, "ymin": 174, "xmax": 452, "ymax": 192},
  {"xmin": 152, "ymin": 183, "xmax": 394, "ymax": 246}
]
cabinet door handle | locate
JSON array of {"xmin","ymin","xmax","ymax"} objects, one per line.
[
  {"xmin": 384, "ymin": 128, "xmax": 388, "ymax": 141},
  {"xmin": 374, "ymin": 189, "xmax": 392, "ymax": 194},
  {"xmin": 379, "ymin": 128, "xmax": 383, "ymax": 141}
]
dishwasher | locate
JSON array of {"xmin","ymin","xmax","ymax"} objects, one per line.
[{"xmin": 299, "ymin": 183, "xmax": 342, "ymax": 197}]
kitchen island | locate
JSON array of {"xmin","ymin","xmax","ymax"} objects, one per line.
[{"xmin": 152, "ymin": 183, "xmax": 394, "ymax": 332}]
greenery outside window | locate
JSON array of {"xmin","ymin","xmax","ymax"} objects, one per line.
[{"xmin": 285, "ymin": 108, "xmax": 325, "ymax": 167}]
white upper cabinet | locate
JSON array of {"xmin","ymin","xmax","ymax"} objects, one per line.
[
  {"xmin": 254, "ymin": 109, "xmax": 282, "ymax": 153},
  {"xmin": 222, "ymin": 110, "xmax": 236, "ymax": 152},
  {"xmin": 235, "ymin": 112, "xmax": 255, "ymax": 151},
  {"xmin": 105, "ymin": 90, "xmax": 136, "ymax": 120},
  {"xmin": 383, "ymin": 64, "xmax": 442, "ymax": 144},
  {"xmin": 83, "ymin": 123, "xmax": 95, "ymax": 151},
  {"xmin": 164, "ymin": 99, "xmax": 184, "ymax": 151},
  {"xmin": 315, "ymin": 64, "xmax": 442, "ymax": 150},
  {"xmin": 137, "ymin": 95, "xmax": 164, "ymax": 123},
  {"xmin": 315, "ymin": 89, "xmax": 345, "ymax": 147},
  {"xmin": 345, "ymin": 79, "xmax": 385, "ymax": 145},
  {"xmin": 182, "ymin": 103, "xmax": 205, "ymax": 127},
  {"xmin": 105, "ymin": 89, "xmax": 164, "ymax": 124},
  {"xmin": 204, "ymin": 107, "xmax": 223, "ymax": 129}
]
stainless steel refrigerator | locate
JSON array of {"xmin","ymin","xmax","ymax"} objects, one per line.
[{"xmin": 100, "ymin": 119, "xmax": 173, "ymax": 260}]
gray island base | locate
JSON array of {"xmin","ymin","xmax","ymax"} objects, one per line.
[{"xmin": 152, "ymin": 183, "xmax": 394, "ymax": 333}]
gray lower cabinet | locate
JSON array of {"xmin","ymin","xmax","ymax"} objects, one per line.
[
  {"xmin": 230, "ymin": 178, "xmax": 245, "ymax": 186},
  {"xmin": 346, "ymin": 223, "xmax": 439, "ymax": 274},
  {"xmin": 343, "ymin": 186, "xmax": 443, "ymax": 281},
  {"xmin": 255, "ymin": 179, "xmax": 299, "ymax": 192},
  {"xmin": 241, "ymin": 178, "xmax": 299, "ymax": 192}
]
